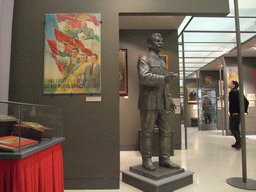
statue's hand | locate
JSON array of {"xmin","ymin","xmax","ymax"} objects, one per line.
[
  {"xmin": 165, "ymin": 72, "xmax": 178, "ymax": 83},
  {"xmin": 168, "ymin": 72, "xmax": 178, "ymax": 78}
]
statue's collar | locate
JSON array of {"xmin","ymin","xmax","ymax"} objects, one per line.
[{"xmin": 149, "ymin": 51, "xmax": 160, "ymax": 59}]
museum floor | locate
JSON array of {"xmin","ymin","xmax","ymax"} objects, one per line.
[{"xmin": 65, "ymin": 127, "xmax": 256, "ymax": 192}]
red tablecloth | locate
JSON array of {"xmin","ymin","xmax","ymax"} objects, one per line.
[{"xmin": 0, "ymin": 143, "xmax": 64, "ymax": 192}]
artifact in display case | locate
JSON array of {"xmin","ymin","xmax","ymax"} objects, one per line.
[
  {"xmin": 0, "ymin": 114, "xmax": 18, "ymax": 122},
  {"xmin": 0, "ymin": 100, "xmax": 63, "ymax": 153},
  {"xmin": 12, "ymin": 121, "xmax": 54, "ymax": 141},
  {"xmin": 198, "ymin": 88, "xmax": 217, "ymax": 130},
  {"xmin": 0, "ymin": 136, "xmax": 38, "ymax": 152}
]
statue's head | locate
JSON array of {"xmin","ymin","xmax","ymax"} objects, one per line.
[{"xmin": 147, "ymin": 33, "xmax": 163, "ymax": 53}]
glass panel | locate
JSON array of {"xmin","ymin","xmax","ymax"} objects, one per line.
[
  {"xmin": 180, "ymin": 67, "xmax": 200, "ymax": 71},
  {"xmin": 181, "ymin": 43, "xmax": 236, "ymax": 51},
  {"xmin": 206, "ymin": 52, "xmax": 227, "ymax": 58},
  {"xmin": 179, "ymin": 58, "xmax": 215, "ymax": 63},
  {"xmin": 180, "ymin": 51, "xmax": 223, "ymax": 58},
  {"xmin": 179, "ymin": 64, "xmax": 207, "ymax": 68},
  {"xmin": 184, "ymin": 32, "xmax": 236, "ymax": 43},
  {"xmin": 178, "ymin": 16, "xmax": 256, "ymax": 33},
  {"xmin": 178, "ymin": 36, "xmax": 182, "ymax": 43},
  {"xmin": 241, "ymin": 33, "xmax": 256, "ymax": 43},
  {"xmin": 185, "ymin": 17, "xmax": 236, "ymax": 31},
  {"xmin": 228, "ymin": 8, "xmax": 256, "ymax": 17},
  {"xmin": 178, "ymin": 16, "xmax": 192, "ymax": 35},
  {"xmin": 178, "ymin": 7, "xmax": 256, "ymax": 96},
  {"xmin": 240, "ymin": 18, "xmax": 256, "ymax": 31},
  {"xmin": 180, "ymin": 72, "xmax": 193, "ymax": 76},
  {"xmin": 198, "ymin": 88, "xmax": 217, "ymax": 126}
]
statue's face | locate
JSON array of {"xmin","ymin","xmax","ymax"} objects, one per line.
[{"xmin": 150, "ymin": 35, "xmax": 163, "ymax": 53}]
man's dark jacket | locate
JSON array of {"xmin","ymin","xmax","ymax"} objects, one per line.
[{"xmin": 229, "ymin": 88, "xmax": 249, "ymax": 115}]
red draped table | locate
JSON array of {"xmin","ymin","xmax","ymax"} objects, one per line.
[{"xmin": 0, "ymin": 143, "xmax": 64, "ymax": 192}]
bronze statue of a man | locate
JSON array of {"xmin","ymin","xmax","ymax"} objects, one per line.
[{"xmin": 137, "ymin": 33, "xmax": 179, "ymax": 171}]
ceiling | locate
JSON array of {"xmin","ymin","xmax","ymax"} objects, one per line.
[
  {"xmin": 200, "ymin": 36, "xmax": 256, "ymax": 71},
  {"xmin": 119, "ymin": 16, "xmax": 185, "ymax": 30},
  {"xmin": 224, "ymin": 35, "xmax": 256, "ymax": 57},
  {"xmin": 119, "ymin": 8, "xmax": 256, "ymax": 80}
]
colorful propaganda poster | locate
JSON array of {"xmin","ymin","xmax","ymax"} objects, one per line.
[
  {"xmin": 227, "ymin": 67, "xmax": 238, "ymax": 92},
  {"xmin": 227, "ymin": 67, "xmax": 238, "ymax": 84},
  {"xmin": 44, "ymin": 13, "xmax": 101, "ymax": 94}
]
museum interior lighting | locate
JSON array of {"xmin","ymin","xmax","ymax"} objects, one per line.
[{"xmin": 178, "ymin": 8, "xmax": 256, "ymax": 91}]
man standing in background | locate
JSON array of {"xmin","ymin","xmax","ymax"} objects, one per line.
[{"xmin": 228, "ymin": 80, "xmax": 249, "ymax": 150}]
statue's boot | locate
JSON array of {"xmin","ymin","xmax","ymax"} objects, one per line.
[
  {"xmin": 140, "ymin": 136, "xmax": 156, "ymax": 171},
  {"xmin": 142, "ymin": 158, "xmax": 156, "ymax": 171},
  {"xmin": 159, "ymin": 135, "xmax": 180, "ymax": 169}
]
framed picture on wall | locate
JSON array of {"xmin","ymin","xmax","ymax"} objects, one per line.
[
  {"xmin": 160, "ymin": 53, "xmax": 169, "ymax": 71},
  {"xmin": 187, "ymin": 88, "xmax": 197, "ymax": 103},
  {"xmin": 160, "ymin": 53, "xmax": 170, "ymax": 88},
  {"xmin": 227, "ymin": 67, "xmax": 238, "ymax": 84},
  {"xmin": 227, "ymin": 67, "xmax": 238, "ymax": 92},
  {"xmin": 119, "ymin": 49, "xmax": 128, "ymax": 96},
  {"xmin": 43, "ymin": 13, "xmax": 101, "ymax": 95}
]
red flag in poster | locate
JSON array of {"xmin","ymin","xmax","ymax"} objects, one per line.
[
  {"xmin": 73, "ymin": 38, "xmax": 93, "ymax": 56},
  {"xmin": 53, "ymin": 27, "xmax": 92, "ymax": 56},
  {"xmin": 56, "ymin": 14, "xmax": 76, "ymax": 23},
  {"xmin": 56, "ymin": 14, "xmax": 82, "ymax": 29},
  {"xmin": 53, "ymin": 27, "xmax": 74, "ymax": 45},
  {"xmin": 47, "ymin": 39, "xmax": 58, "ymax": 55},
  {"xmin": 56, "ymin": 13, "xmax": 100, "ymax": 28},
  {"xmin": 53, "ymin": 27, "xmax": 75, "ymax": 54},
  {"xmin": 46, "ymin": 39, "xmax": 64, "ymax": 76},
  {"xmin": 85, "ymin": 13, "xmax": 101, "ymax": 26}
]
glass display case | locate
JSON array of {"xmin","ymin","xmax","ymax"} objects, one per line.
[
  {"xmin": 198, "ymin": 88, "xmax": 217, "ymax": 130},
  {"xmin": 0, "ymin": 100, "xmax": 63, "ymax": 154}
]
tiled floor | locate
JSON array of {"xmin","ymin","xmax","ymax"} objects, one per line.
[{"xmin": 65, "ymin": 127, "xmax": 256, "ymax": 192}]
